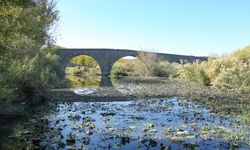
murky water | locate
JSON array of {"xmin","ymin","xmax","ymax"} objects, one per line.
[{"xmin": 23, "ymin": 97, "xmax": 249, "ymax": 150}]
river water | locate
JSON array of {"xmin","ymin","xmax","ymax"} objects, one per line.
[
  {"xmin": 1, "ymin": 76, "xmax": 250, "ymax": 149},
  {"xmin": 36, "ymin": 98, "xmax": 250, "ymax": 149}
]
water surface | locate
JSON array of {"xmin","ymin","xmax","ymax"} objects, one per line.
[{"xmin": 36, "ymin": 97, "xmax": 250, "ymax": 149}]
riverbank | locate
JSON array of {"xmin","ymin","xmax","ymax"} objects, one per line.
[
  {"xmin": 1, "ymin": 76, "xmax": 249, "ymax": 120},
  {"xmin": 113, "ymin": 76, "xmax": 250, "ymax": 100},
  {"xmin": 112, "ymin": 76, "xmax": 250, "ymax": 119}
]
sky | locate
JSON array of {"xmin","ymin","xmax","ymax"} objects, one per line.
[{"xmin": 55, "ymin": 0, "xmax": 250, "ymax": 56}]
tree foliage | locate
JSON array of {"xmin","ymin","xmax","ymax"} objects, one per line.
[
  {"xmin": 0, "ymin": 0, "xmax": 61, "ymax": 103},
  {"xmin": 70, "ymin": 55, "xmax": 99, "ymax": 68}
]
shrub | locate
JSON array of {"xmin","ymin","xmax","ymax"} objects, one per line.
[
  {"xmin": 70, "ymin": 55, "xmax": 99, "ymax": 68},
  {"xmin": 213, "ymin": 61, "xmax": 250, "ymax": 93},
  {"xmin": 137, "ymin": 51, "xmax": 176, "ymax": 77},
  {"xmin": 232, "ymin": 46, "xmax": 250, "ymax": 62},
  {"xmin": 66, "ymin": 67, "xmax": 86, "ymax": 76},
  {"xmin": 6, "ymin": 54, "xmax": 60, "ymax": 102},
  {"xmin": 111, "ymin": 65, "xmax": 128, "ymax": 77},
  {"xmin": 151, "ymin": 61, "xmax": 176, "ymax": 77},
  {"xmin": 178, "ymin": 61, "xmax": 210, "ymax": 86},
  {"xmin": 111, "ymin": 57, "xmax": 147, "ymax": 77},
  {"xmin": 205, "ymin": 56, "xmax": 237, "ymax": 83},
  {"xmin": 177, "ymin": 45, "xmax": 250, "ymax": 93},
  {"xmin": 0, "ymin": 47, "xmax": 62, "ymax": 103},
  {"xmin": 111, "ymin": 52, "xmax": 176, "ymax": 78}
]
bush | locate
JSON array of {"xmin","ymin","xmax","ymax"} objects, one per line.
[
  {"xmin": 70, "ymin": 55, "xmax": 99, "ymax": 68},
  {"xmin": 110, "ymin": 52, "xmax": 176, "ymax": 78},
  {"xmin": 177, "ymin": 45, "xmax": 250, "ymax": 93},
  {"xmin": 111, "ymin": 65, "xmax": 128, "ymax": 77},
  {"xmin": 137, "ymin": 51, "xmax": 176, "ymax": 77},
  {"xmin": 232, "ymin": 46, "xmax": 250, "ymax": 62},
  {"xmin": 0, "ymin": 46, "xmax": 62, "ymax": 103},
  {"xmin": 151, "ymin": 61, "xmax": 176, "ymax": 77},
  {"xmin": 66, "ymin": 67, "xmax": 86, "ymax": 76},
  {"xmin": 178, "ymin": 61, "xmax": 210, "ymax": 86},
  {"xmin": 6, "ymin": 53, "xmax": 60, "ymax": 102},
  {"xmin": 111, "ymin": 57, "xmax": 146, "ymax": 77},
  {"xmin": 213, "ymin": 61, "xmax": 250, "ymax": 93}
]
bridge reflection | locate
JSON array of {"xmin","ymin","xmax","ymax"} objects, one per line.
[
  {"xmin": 51, "ymin": 75, "xmax": 134, "ymax": 102},
  {"xmin": 99, "ymin": 76, "xmax": 113, "ymax": 87},
  {"xmin": 66, "ymin": 75, "xmax": 114, "ymax": 88}
]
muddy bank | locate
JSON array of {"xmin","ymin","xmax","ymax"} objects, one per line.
[
  {"xmin": 112, "ymin": 77, "xmax": 250, "ymax": 100},
  {"xmin": 49, "ymin": 76, "xmax": 250, "ymax": 117},
  {"xmin": 112, "ymin": 77, "xmax": 250, "ymax": 119}
]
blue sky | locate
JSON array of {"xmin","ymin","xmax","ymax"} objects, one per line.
[{"xmin": 56, "ymin": 0, "xmax": 250, "ymax": 56}]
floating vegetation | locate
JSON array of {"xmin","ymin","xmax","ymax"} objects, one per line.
[{"xmin": 3, "ymin": 97, "xmax": 249, "ymax": 149}]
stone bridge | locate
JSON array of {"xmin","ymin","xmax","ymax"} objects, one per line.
[{"xmin": 58, "ymin": 48, "xmax": 207, "ymax": 76}]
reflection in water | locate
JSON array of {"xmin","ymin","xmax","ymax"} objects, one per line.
[
  {"xmin": 67, "ymin": 75, "xmax": 101, "ymax": 88},
  {"xmin": 65, "ymin": 59, "xmax": 101, "ymax": 88},
  {"xmin": 67, "ymin": 75, "xmax": 116, "ymax": 88},
  {"xmin": 100, "ymin": 76, "xmax": 113, "ymax": 87}
]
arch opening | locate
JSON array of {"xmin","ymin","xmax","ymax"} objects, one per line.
[
  {"xmin": 65, "ymin": 55, "xmax": 101, "ymax": 88},
  {"xmin": 111, "ymin": 56, "xmax": 147, "ymax": 88},
  {"xmin": 111, "ymin": 56, "xmax": 146, "ymax": 77}
]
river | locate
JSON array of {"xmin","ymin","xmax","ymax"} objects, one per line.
[{"xmin": 0, "ymin": 76, "xmax": 249, "ymax": 149}]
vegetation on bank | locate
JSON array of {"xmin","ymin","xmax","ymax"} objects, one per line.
[
  {"xmin": 0, "ymin": 0, "xmax": 61, "ymax": 105},
  {"xmin": 66, "ymin": 55, "xmax": 101, "ymax": 76},
  {"xmin": 111, "ymin": 47, "xmax": 250, "ymax": 93},
  {"xmin": 111, "ymin": 57, "xmax": 145, "ymax": 77},
  {"xmin": 178, "ymin": 46, "xmax": 250, "ymax": 93},
  {"xmin": 64, "ymin": 45, "xmax": 250, "ymax": 94},
  {"xmin": 111, "ymin": 52, "xmax": 176, "ymax": 78},
  {"xmin": 65, "ymin": 55, "xmax": 101, "ymax": 87}
]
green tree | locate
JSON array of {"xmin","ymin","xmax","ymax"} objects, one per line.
[{"xmin": 0, "ymin": 0, "xmax": 61, "ymax": 103}]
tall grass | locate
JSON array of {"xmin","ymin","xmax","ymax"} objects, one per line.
[{"xmin": 177, "ymin": 46, "xmax": 250, "ymax": 93}]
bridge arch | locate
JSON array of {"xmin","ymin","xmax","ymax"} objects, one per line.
[
  {"xmin": 58, "ymin": 48, "xmax": 207, "ymax": 80},
  {"xmin": 58, "ymin": 49, "xmax": 139, "ymax": 76}
]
